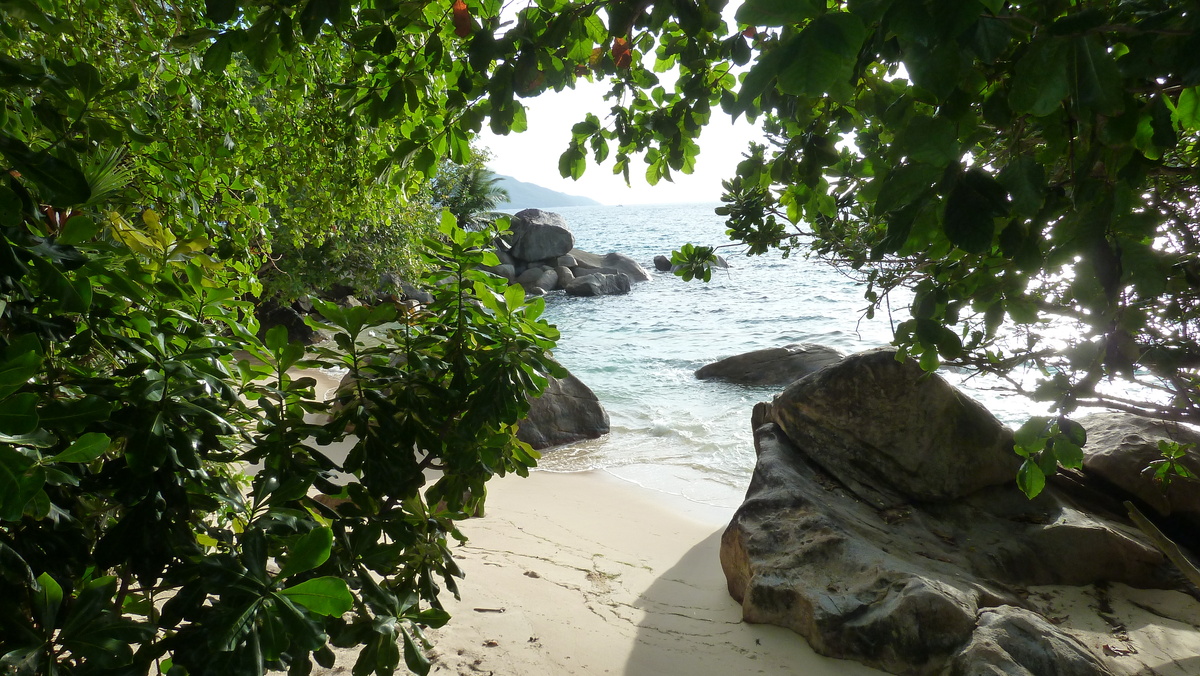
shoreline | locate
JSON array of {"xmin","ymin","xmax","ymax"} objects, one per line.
[{"xmin": 416, "ymin": 468, "xmax": 885, "ymax": 676}]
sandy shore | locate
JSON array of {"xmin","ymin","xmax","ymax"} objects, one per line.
[{"xmin": 413, "ymin": 470, "xmax": 884, "ymax": 676}]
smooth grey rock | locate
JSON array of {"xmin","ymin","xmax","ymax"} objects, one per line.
[
  {"xmin": 570, "ymin": 249, "xmax": 652, "ymax": 282},
  {"xmin": 695, "ymin": 343, "xmax": 844, "ymax": 387},
  {"xmin": 400, "ymin": 282, "xmax": 434, "ymax": 305},
  {"xmin": 517, "ymin": 373, "xmax": 610, "ymax": 449},
  {"xmin": 494, "ymin": 246, "xmax": 516, "ymax": 267},
  {"xmin": 509, "ymin": 209, "xmax": 575, "ymax": 262},
  {"xmin": 529, "ymin": 268, "xmax": 558, "ymax": 294},
  {"xmin": 515, "ymin": 265, "xmax": 549, "ymax": 288},
  {"xmin": 945, "ymin": 606, "xmax": 1108, "ymax": 676},
  {"xmin": 653, "ymin": 255, "xmax": 672, "ymax": 271},
  {"xmin": 1080, "ymin": 412, "xmax": 1200, "ymax": 530},
  {"xmin": 720, "ymin": 420, "xmax": 1176, "ymax": 676},
  {"xmin": 564, "ymin": 272, "xmax": 632, "ymax": 297},
  {"xmin": 554, "ymin": 266, "xmax": 575, "ymax": 290},
  {"xmin": 557, "ymin": 255, "xmax": 578, "ymax": 268},
  {"xmin": 487, "ymin": 263, "xmax": 516, "ymax": 282},
  {"xmin": 762, "ymin": 347, "xmax": 1019, "ymax": 507}
]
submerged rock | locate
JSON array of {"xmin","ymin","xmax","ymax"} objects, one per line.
[
  {"xmin": 570, "ymin": 249, "xmax": 652, "ymax": 282},
  {"xmin": 564, "ymin": 272, "xmax": 632, "ymax": 297},
  {"xmin": 695, "ymin": 343, "xmax": 844, "ymax": 387}
]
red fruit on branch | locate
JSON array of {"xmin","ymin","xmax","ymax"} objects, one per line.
[{"xmin": 452, "ymin": 0, "xmax": 471, "ymax": 37}]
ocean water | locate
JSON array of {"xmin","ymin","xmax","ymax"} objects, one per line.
[{"xmin": 528, "ymin": 204, "xmax": 1041, "ymax": 507}]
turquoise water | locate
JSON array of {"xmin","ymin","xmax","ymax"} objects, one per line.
[{"xmin": 529, "ymin": 204, "xmax": 1040, "ymax": 505}]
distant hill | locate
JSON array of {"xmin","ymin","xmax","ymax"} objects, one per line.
[{"xmin": 494, "ymin": 174, "xmax": 601, "ymax": 209}]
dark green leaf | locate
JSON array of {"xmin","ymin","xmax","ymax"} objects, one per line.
[
  {"xmin": 34, "ymin": 571, "xmax": 62, "ymax": 629},
  {"xmin": 0, "ymin": 392, "xmax": 38, "ymax": 435},
  {"xmin": 206, "ymin": 0, "xmax": 237, "ymax": 23},
  {"xmin": 943, "ymin": 169, "xmax": 1007, "ymax": 254},
  {"xmin": 1009, "ymin": 37, "xmax": 1070, "ymax": 117},
  {"xmin": 734, "ymin": 0, "xmax": 822, "ymax": 26},
  {"xmin": 37, "ymin": 395, "xmax": 112, "ymax": 434},
  {"xmin": 776, "ymin": 12, "xmax": 866, "ymax": 101},
  {"xmin": 0, "ymin": 445, "xmax": 44, "ymax": 521},
  {"xmin": 0, "ymin": 134, "xmax": 91, "ymax": 205}
]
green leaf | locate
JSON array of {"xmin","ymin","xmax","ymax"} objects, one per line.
[
  {"xmin": 734, "ymin": 0, "xmax": 822, "ymax": 26},
  {"xmin": 943, "ymin": 169, "xmax": 1007, "ymax": 254},
  {"xmin": 1013, "ymin": 416, "xmax": 1051, "ymax": 455},
  {"xmin": 37, "ymin": 395, "xmax": 113, "ymax": 434},
  {"xmin": 1052, "ymin": 437, "xmax": 1083, "ymax": 470},
  {"xmin": 278, "ymin": 576, "xmax": 354, "ymax": 616},
  {"xmin": 203, "ymin": 34, "xmax": 235, "ymax": 73},
  {"xmin": 776, "ymin": 13, "xmax": 866, "ymax": 101},
  {"xmin": 1009, "ymin": 37, "xmax": 1070, "ymax": 117},
  {"xmin": 1016, "ymin": 458, "xmax": 1046, "ymax": 497},
  {"xmin": 205, "ymin": 0, "xmax": 237, "ymax": 23},
  {"xmin": 1174, "ymin": 87, "xmax": 1200, "ymax": 130},
  {"xmin": 50, "ymin": 432, "xmax": 110, "ymax": 463},
  {"xmin": 402, "ymin": 627, "xmax": 431, "ymax": 676},
  {"xmin": 0, "ymin": 445, "xmax": 45, "ymax": 521},
  {"xmin": 58, "ymin": 215, "xmax": 98, "ymax": 245},
  {"xmin": 0, "ymin": 134, "xmax": 91, "ymax": 205},
  {"xmin": 1058, "ymin": 417, "xmax": 1087, "ymax": 447},
  {"xmin": 0, "ymin": 340, "xmax": 42, "ymax": 401},
  {"xmin": 0, "ymin": 392, "xmax": 38, "ymax": 435},
  {"xmin": 276, "ymin": 526, "xmax": 333, "ymax": 580},
  {"xmin": 32, "ymin": 257, "xmax": 91, "ymax": 313},
  {"xmin": 892, "ymin": 116, "xmax": 959, "ymax": 167},
  {"xmin": 34, "ymin": 571, "xmax": 63, "ymax": 629},
  {"xmin": 1068, "ymin": 36, "xmax": 1122, "ymax": 116}
]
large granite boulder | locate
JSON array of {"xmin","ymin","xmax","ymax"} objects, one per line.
[
  {"xmin": 757, "ymin": 347, "xmax": 1020, "ymax": 508},
  {"xmin": 721, "ymin": 348, "xmax": 1197, "ymax": 675},
  {"xmin": 1080, "ymin": 412, "xmax": 1200, "ymax": 533},
  {"xmin": 564, "ymin": 272, "xmax": 632, "ymax": 297},
  {"xmin": 695, "ymin": 343, "xmax": 845, "ymax": 387},
  {"xmin": 517, "ymin": 373, "xmax": 610, "ymax": 449},
  {"xmin": 570, "ymin": 249, "xmax": 652, "ymax": 282},
  {"xmin": 508, "ymin": 209, "xmax": 575, "ymax": 262}
]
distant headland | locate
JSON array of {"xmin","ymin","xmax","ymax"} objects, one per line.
[{"xmin": 494, "ymin": 174, "xmax": 602, "ymax": 209}]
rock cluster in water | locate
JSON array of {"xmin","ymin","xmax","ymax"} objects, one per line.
[
  {"xmin": 486, "ymin": 209, "xmax": 651, "ymax": 297},
  {"xmin": 721, "ymin": 347, "xmax": 1200, "ymax": 675}
]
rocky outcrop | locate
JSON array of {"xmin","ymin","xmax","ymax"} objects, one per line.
[
  {"xmin": 761, "ymin": 347, "xmax": 1020, "ymax": 508},
  {"xmin": 508, "ymin": 209, "xmax": 575, "ymax": 262},
  {"xmin": 517, "ymin": 373, "xmax": 610, "ymax": 449},
  {"xmin": 564, "ymin": 272, "xmax": 632, "ymax": 297},
  {"xmin": 695, "ymin": 343, "xmax": 844, "ymax": 387},
  {"xmin": 1080, "ymin": 412, "xmax": 1200, "ymax": 533},
  {"xmin": 484, "ymin": 211, "xmax": 651, "ymax": 297},
  {"xmin": 721, "ymin": 347, "xmax": 1198, "ymax": 676},
  {"xmin": 570, "ymin": 249, "xmax": 652, "ymax": 282}
]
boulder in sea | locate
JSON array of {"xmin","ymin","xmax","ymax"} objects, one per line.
[
  {"xmin": 517, "ymin": 372, "xmax": 610, "ymax": 449},
  {"xmin": 721, "ymin": 347, "xmax": 1198, "ymax": 675},
  {"xmin": 508, "ymin": 209, "xmax": 575, "ymax": 262},
  {"xmin": 554, "ymin": 265, "xmax": 575, "ymax": 289},
  {"xmin": 570, "ymin": 249, "xmax": 652, "ymax": 282},
  {"xmin": 1080, "ymin": 411, "xmax": 1200, "ymax": 534},
  {"xmin": 564, "ymin": 272, "xmax": 632, "ymax": 297},
  {"xmin": 695, "ymin": 343, "xmax": 844, "ymax": 387},
  {"xmin": 653, "ymin": 254, "xmax": 673, "ymax": 272}
]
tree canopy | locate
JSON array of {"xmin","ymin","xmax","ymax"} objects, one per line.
[{"xmin": 3, "ymin": 0, "xmax": 1200, "ymax": 673}]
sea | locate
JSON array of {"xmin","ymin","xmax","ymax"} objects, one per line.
[{"xmin": 524, "ymin": 203, "xmax": 1042, "ymax": 510}]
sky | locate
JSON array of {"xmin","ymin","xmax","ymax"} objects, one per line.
[{"xmin": 476, "ymin": 79, "xmax": 767, "ymax": 206}]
